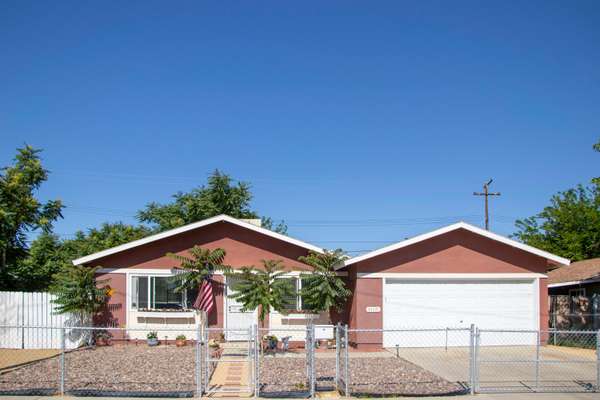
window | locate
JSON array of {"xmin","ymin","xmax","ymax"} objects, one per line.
[
  {"xmin": 131, "ymin": 276, "xmax": 184, "ymax": 310},
  {"xmin": 277, "ymin": 276, "xmax": 310, "ymax": 312},
  {"xmin": 280, "ymin": 278, "xmax": 299, "ymax": 310},
  {"xmin": 569, "ymin": 288, "xmax": 586, "ymax": 297}
]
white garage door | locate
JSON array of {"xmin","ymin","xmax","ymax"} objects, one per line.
[{"xmin": 383, "ymin": 279, "xmax": 537, "ymax": 347}]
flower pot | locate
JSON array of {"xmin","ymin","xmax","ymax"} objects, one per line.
[
  {"xmin": 96, "ymin": 338, "xmax": 110, "ymax": 346},
  {"xmin": 175, "ymin": 339, "xmax": 187, "ymax": 347},
  {"xmin": 147, "ymin": 338, "xmax": 159, "ymax": 346}
]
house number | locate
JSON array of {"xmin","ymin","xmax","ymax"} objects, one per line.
[{"xmin": 366, "ymin": 306, "xmax": 381, "ymax": 313}]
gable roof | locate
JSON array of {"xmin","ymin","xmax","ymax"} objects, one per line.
[
  {"xmin": 342, "ymin": 221, "xmax": 570, "ymax": 267},
  {"xmin": 548, "ymin": 258, "xmax": 600, "ymax": 287},
  {"xmin": 72, "ymin": 214, "xmax": 323, "ymax": 266}
]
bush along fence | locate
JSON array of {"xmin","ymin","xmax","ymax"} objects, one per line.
[{"xmin": 0, "ymin": 324, "xmax": 598, "ymax": 398}]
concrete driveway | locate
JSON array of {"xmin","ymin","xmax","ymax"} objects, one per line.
[{"xmin": 391, "ymin": 345, "xmax": 597, "ymax": 393}]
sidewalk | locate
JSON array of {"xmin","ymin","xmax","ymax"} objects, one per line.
[{"xmin": 1, "ymin": 394, "xmax": 599, "ymax": 400}]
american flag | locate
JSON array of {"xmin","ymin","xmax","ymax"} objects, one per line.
[{"xmin": 193, "ymin": 279, "xmax": 214, "ymax": 314}]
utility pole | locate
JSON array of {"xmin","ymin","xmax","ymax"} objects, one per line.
[{"xmin": 473, "ymin": 179, "xmax": 501, "ymax": 230}]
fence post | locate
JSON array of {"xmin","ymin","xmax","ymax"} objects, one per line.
[
  {"xmin": 195, "ymin": 324, "xmax": 202, "ymax": 397},
  {"xmin": 474, "ymin": 328, "xmax": 480, "ymax": 393},
  {"xmin": 344, "ymin": 324, "xmax": 349, "ymax": 397},
  {"xmin": 335, "ymin": 323, "xmax": 340, "ymax": 391},
  {"xmin": 203, "ymin": 323, "xmax": 209, "ymax": 395},
  {"xmin": 254, "ymin": 324, "xmax": 260, "ymax": 398},
  {"xmin": 535, "ymin": 330, "xmax": 540, "ymax": 392},
  {"xmin": 469, "ymin": 324, "xmax": 475, "ymax": 395},
  {"xmin": 60, "ymin": 326, "xmax": 65, "ymax": 396},
  {"xmin": 310, "ymin": 324, "xmax": 316, "ymax": 398},
  {"xmin": 596, "ymin": 329, "xmax": 599, "ymax": 393}
]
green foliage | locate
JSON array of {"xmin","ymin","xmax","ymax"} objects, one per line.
[
  {"xmin": 49, "ymin": 265, "xmax": 109, "ymax": 317},
  {"xmin": 138, "ymin": 169, "xmax": 287, "ymax": 233},
  {"xmin": 168, "ymin": 246, "xmax": 231, "ymax": 292},
  {"xmin": 513, "ymin": 185, "xmax": 600, "ymax": 261},
  {"xmin": 228, "ymin": 260, "xmax": 295, "ymax": 322},
  {"xmin": 299, "ymin": 249, "xmax": 351, "ymax": 313},
  {"xmin": 0, "ymin": 145, "xmax": 63, "ymax": 283}
]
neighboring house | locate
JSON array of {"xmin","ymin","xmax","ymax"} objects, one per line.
[
  {"xmin": 337, "ymin": 222, "xmax": 569, "ymax": 349},
  {"xmin": 548, "ymin": 258, "xmax": 600, "ymax": 297},
  {"xmin": 73, "ymin": 216, "xmax": 569, "ymax": 348},
  {"xmin": 547, "ymin": 259, "xmax": 600, "ymax": 331}
]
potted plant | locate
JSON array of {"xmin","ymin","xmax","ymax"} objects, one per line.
[
  {"xmin": 264, "ymin": 334, "xmax": 278, "ymax": 350},
  {"xmin": 147, "ymin": 331, "xmax": 159, "ymax": 346},
  {"xmin": 175, "ymin": 334, "xmax": 187, "ymax": 347},
  {"xmin": 95, "ymin": 330, "xmax": 112, "ymax": 346}
]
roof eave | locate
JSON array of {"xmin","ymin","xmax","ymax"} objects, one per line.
[
  {"xmin": 341, "ymin": 221, "xmax": 570, "ymax": 268},
  {"xmin": 72, "ymin": 214, "xmax": 323, "ymax": 266}
]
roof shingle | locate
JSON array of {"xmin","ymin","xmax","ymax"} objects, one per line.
[{"xmin": 548, "ymin": 258, "xmax": 600, "ymax": 285}]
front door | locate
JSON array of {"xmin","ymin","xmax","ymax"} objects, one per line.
[{"xmin": 225, "ymin": 275, "xmax": 257, "ymax": 341}]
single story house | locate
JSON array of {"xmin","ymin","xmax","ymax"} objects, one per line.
[
  {"xmin": 548, "ymin": 258, "xmax": 600, "ymax": 297},
  {"xmin": 73, "ymin": 215, "xmax": 569, "ymax": 348},
  {"xmin": 547, "ymin": 258, "xmax": 600, "ymax": 331}
]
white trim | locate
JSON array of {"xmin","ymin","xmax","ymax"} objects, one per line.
[
  {"xmin": 357, "ymin": 272, "xmax": 547, "ymax": 279},
  {"xmin": 342, "ymin": 222, "xmax": 570, "ymax": 267},
  {"xmin": 534, "ymin": 277, "xmax": 540, "ymax": 331},
  {"xmin": 97, "ymin": 267, "xmax": 347, "ymax": 277},
  {"xmin": 98, "ymin": 268, "xmax": 177, "ymax": 275},
  {"xmin": 73, "ymin": 214, "xmax": 324, "ymax": 265},
  {"xmin": 548, "ymin": 277, "xmax": 600, "ymax": 288}
]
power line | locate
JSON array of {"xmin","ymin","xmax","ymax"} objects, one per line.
[{"xmin": 473, "ymin": 179, "xmax": 501, "ymax": 230}]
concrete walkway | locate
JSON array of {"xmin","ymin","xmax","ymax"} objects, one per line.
[{"xmin": 206, "ymin": 344, "xmax": 252, "ymax": 397}]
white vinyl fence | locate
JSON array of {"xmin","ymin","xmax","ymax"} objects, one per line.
[{"xmin": 0, "ymin": 291, "xmax": 82, "ymax": 349}]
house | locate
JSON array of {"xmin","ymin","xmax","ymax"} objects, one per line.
[
  {"xmin": 547, "ymin": 258, "xmax": 600, "ymax": 331},
  {"xmin": 337, "ymin": 222, "xmax": 570, "ymax": 349},
  {"xmin": 73, "ymin": 216, "xmax": 569, "ymax": 348},
  {"xmin": 73, "ymin": 215, "xmax": 335, "ymax": 343},
  {"xmin": 548, "ymin": 258, "xmax": 600, "ymax": 297}
]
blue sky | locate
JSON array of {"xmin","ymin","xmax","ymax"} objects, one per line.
[{"xmin": 1, "ymin": 1, "xmax": 599, "ymax": 255}]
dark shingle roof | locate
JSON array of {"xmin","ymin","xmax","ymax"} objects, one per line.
[{"xmin": 548, "ymin": 258, "xmax": 600, "ymax": 285}]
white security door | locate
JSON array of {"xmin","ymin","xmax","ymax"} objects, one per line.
[
  {"xmin": 225, "ymin": 275, "xmax": 257, "ymax": 341},
  {"xmin": 383, "ymin": 279, "xmax": 537, "ymax": 347}
]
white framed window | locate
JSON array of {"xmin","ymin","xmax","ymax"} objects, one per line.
[
  {"xmin": 131, "ymin": 275, "xmax": 186, "ymax": 310},
  {"xmin": 275, "ymin": 276, "xmax": 309, "ymax": 312}
]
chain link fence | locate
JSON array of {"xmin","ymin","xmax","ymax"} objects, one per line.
[
  {"xmin": 1, "ymin": 324, "xmax": 599, "ymax": 397},
  {"xmin": 476, "ymin": 329, "xmax": 599, "ymax": 393}
]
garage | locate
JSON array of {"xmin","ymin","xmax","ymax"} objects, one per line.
[
  {"xmin": 382, "ymin": 278, "xmax": 538, "ymax": 347},
  {"xmin": 341, "ymin": 222, "xmax": 570, "ymax": 350}
]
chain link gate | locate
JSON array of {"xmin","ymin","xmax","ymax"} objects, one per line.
[{"xmin": 335, "ymin": 323, "xmax": 349, "ymax": 396}]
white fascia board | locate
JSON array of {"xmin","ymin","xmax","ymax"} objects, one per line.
[
  {"xmin": 548, "ymin": 277, "xmax": 600, "ymax": 288},
  {"xmin": 357, "ymin": 272, "xmax": 546, "ymax": 279},
  {"xmin": 342, "ymin": 222, "xmax": 570, "ymax": 268},
  {"xmin": 73, "ymin": 214, "xmax": 324, "ymax": 266}
]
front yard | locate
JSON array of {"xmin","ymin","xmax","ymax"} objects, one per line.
[{"xmin": 0, "ymin": 344, "xmax": 464, "ymax": 397}]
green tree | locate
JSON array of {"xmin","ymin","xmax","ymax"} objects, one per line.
[
  {"xmin": 137, "ymin": 169, "xmax": 287, "ymax": 234},
  {"xmin": 15, "ymin": 222, "xmax": 152, "ymax": 291},
  {"xmin": 0, "ymin": 145, "xmax": 63, "ymax": 289},
  {"xmin": 49, "ymin": 265, "xmax": 109, "ymax": 323},
  {"xmin": 15, "ymin": 232, "xmax": 64, "ymax": 291},
  {"xmin": 228, "ymin": 260, "xmax": 295, "ymax": 324},
  {"xmin": 299, "ymin": 249, "xmax": 351, "ymax": 313},
  {"xmin": 168, "ymin": 246, "xmax": 231, "ymax": 293},
  {"xmin": 513, "ymin": 185, "xmax": 600, "ymax": 261}
]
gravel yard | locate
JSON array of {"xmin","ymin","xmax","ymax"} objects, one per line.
[
  {"xmin": 0, "ymin": 345, "xmax": 197, "ymax": 396},
  {"xmin": 1, "ymin": 345, "xmax": 465, "ymax": 397},
  {"xmin": 259, "ymin": 356, "xmax": 466, "ymax": 397}
]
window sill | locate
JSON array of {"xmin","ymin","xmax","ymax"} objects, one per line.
[{"xmin": 133, "ymin": 310, "xmax": 197, "ymax": 318}]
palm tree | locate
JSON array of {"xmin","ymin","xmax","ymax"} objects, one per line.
[
  {"xmin": 50, "ymin": 265, "xmax": 110, "ymax": 320},
  {"xmin": 299, "ymin": 249, "xmax": 351, "ymax": 313},
  {"xmin": 168, "ymin": 246, "xmax": 231, "ymax": 324},
  {"xmin": 227, "ymin": 259, "xmax": 295, "ymax": 326}
]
